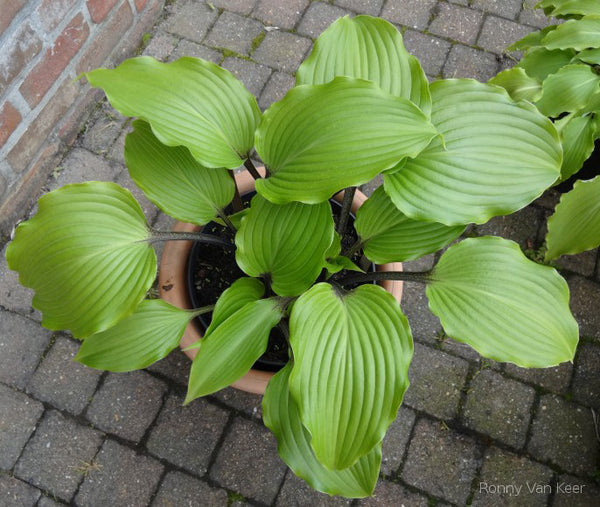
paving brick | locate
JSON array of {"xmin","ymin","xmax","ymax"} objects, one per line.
[
  {"xmin": 115, "ymin": 170, "xmax": 159, "ymax": 224},
  {"xmin": 0, "ymin": 475, "xmax": 41, "ymax": 506},
  {"xmin": 153, "ymin": 471, "xmax": 228, "ymax": 506},
  {"xmin": 478, "ymin": 16, "xmax": 532, "ymax": 54},
  {"xmin": 476, "ymin": 206, "xmax": 542, "ymax": 249},
  {"xmin": 81, "ymin": 105, "xmax": 126, "ymax": 156},
  {"xmin": 440, "ymin": 338, "xmax": 491, "ymax": 363},
  {"xmin": 520, "ymin": 0, "xmax": 555, "ymax": 29},
  {"xmin": 223, "ymin": 57, "xmax": 272, "ymax": 97},
  {"xmin": 0, "ymin": 101, "xmax": 21, "ymax": 148},
  {"xmin": 0, "ymin": 384, "xmax": 44, "ymax": 470},
  {"xmin": 86, "ymin": 370, "xmax": 167, "ymax": 442},
  {"xmin": 146, "ymin": 349, "xmax": 190, "ymax": 386},
  {"xmin": 86, "ymin": 0, "xmax": 118, "ymax": 23},
  {"xmin": 209, "ymin": 416, "xmax": 287, "ymax": 504},
  {"xmin": 554, "ymin": 249, "xmax": 598, "ymax": 277},
  {"xmin": 359, "ymin": 480, "xmax": 429, "ymax": 506},
  {"xmin": 211, "ymin": 0, "xmax": 258, "ymax": 15},
  {"xmin": 0, "ymin": 245, "xmax": 40, "ymax": 320},
  {"xmin": 399, "ymin": 282, "xmax": 442, "ymax": 343},
  {"xmin": 334, "ymin": 0, "xmax": 383, "ymax": 16},
  {"xmin": 107, "ymin": 123, "xmax": 129, "ymax": 165},
  {"xmin": 381, "ymin": 406, "xmax": 415, "ymax": 476},
  {"xmin": 252, "ymin": 31, "xmax": 312, "ymax": 73},
  {"xmin": 568, "ymin": 275, "xmax": 600, "ymax": 340},
  {"xmin": 252, "ymin": 0, "xmax": 309, "ymax": 30},
  {"xmin": 170, "ymin": 40, "xmax": 222, "ymax": 63},
  {"xmin": 48, "ymin": 148, "xmax": 121, "ymax": 190},
  {"xmin": 443, "ymin": 44, "xmax": 499, "ymax": 81},
  {"xmin": 276, "ymin": 472, "xmax": 351, "ymax": 506},
  {"xmin": 403, "ymin": 30, "xmax": 451, "ymax": 77},
  {"xmin": 0, "ymin": 23, "xmax": 43, "ymax": 96},
  {"xmin": 472, "ymin": 0, "xmax": 522, "ymax": 20},
  {"xmin": 146, "ymin": 393, "xmax": 229, "ymax": 475},
  {"xmin": 528, "ymin": 394, "xmax": 599, "ymax": 476},
  {"xmin": 164, "ymin": 1, "xmax": 218, "ymax": 43},
  {"xmin": 36, "ymin": 496, "xmax": 64, "ymax": 507},
  {"xmin": 552, "ymin": 474, "xmax": 600, "ymax": 507},
  {"xmin": 142, "ymin": 31, "xmax": 179, "ymax": 60},
  {"xmin": 258, "ymin": 71, "xmax": 295, "ymax": 110},
  {"xmin": 504, "ymin": 361, "xmax": 572, "ymax": 394},
  {"xmin": 403, "ymin": 344, "xmax": 469, "ymax": 420},
  {"xmin": 572, "ymin": 342, "xmax": 600, "ymax": 409},
  {"xmin": 74, "ymin": 439, "xmax": 163, "ymax": 507},
  {"xmin": 429, "ymin": 3, "xmax": 484, "ymax": 45},
  {"xmin": 14, "ymin": 410, "xmax": 102, "ymax": 502},
  {"xmin": 205, "ymin": 11, "xmax": 264, "ymax": 56},
  {"xmin": 0, "ymin": 310, "xmax": 52, "ymax": 389},
  {"xmin": 211, "ymin": 386, "xmax": 263, "ymax": 419},
  {"xmin": 402, "ymin": 418, "xmax": 480, "ymax": 505},
  {"xmin": 26, "ymin": 335, "xmax": 102, "ymax": 415},
  {"xmin": 296, "ymin": 2, "xmax": 350, "ymax": 39},
  {"xmin": 381, "ymin": 0, "xmax": 436, "ymax": 30},
  {"xmin": 472, "ymin": 447, "xmax": 553, "ymax": 506}
]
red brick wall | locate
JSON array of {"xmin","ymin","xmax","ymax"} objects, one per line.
[{"xmin": 0, "ymin": 0, "xmax": 165, "ymax": 237}]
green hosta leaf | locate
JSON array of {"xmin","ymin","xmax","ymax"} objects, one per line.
[
  {"xmin": 6, "ymin": 182, "xmax": 155, "ymax": 339},
  {"xmin": 185, "ymin": 298, "xmax": 285, "ymax": 402},
  {"xmin": 546, "ymin": 175, "xmax": 600, "ymax": 259},
  {"xmin": 76, "ymin": 299, "xmax": 194, "ymax": 371},
  {"xmin": 508, "ymin": 26, "xmax": 557, "ymax": 51},
  {"xmin": 86, "ymin": 56, "xmax": 261, "ymax": 169},
  {"xmin": 235, "ymin": 195, "xmax": 335, "ymax": 296},
  {"xmin": 384, "ymin": 79, "xmax": 562, "ymax": 225},
  {"xmin": 426, "ymin": 237, "xmax": 578, "ymax": 367},
  {"xmin": 540, "ymin": 16, "xmax": 600, "ymax": 50},
  {"xmin": 535, "ymin": 64, "xmax": 600, "ymax": 116},
  {"xmin": 537, "ymin": 0, "xmax": 600, "ymax": 17},
  {"xmin": 555, "ymin": 114, "xmax": 597, "ymax": 180},
  {"xmin": 297, "ymin": 15, "xmax": 431, "ymax": 115},
  {"xmin": 124, "ymin": 120, "xmax": 235, "ymax": 225},
  {"xmin": 517, "ymin": 47, "xmax": 575, "ymax": 81},
  {"xmin": 255, "ymin": 77, "xmax": 437, "ymax": 204},
  {"xmin": 488, "ymin": 68, "xmax": 543, "ymax": 103},
  {"xmin": 263, "ymin": 364, "xmax": 381, "ymax": 498},
  {"xmin": 355, "ymin": 187, "xmax": 465, "ymax": 263},
  {"xmin": 323, "ymin": 233, "xmax": 362, "ymax": 275},
  {"xmin": 577, "ymin": 47, "xmax": 600, "ymax": 63},
  {"xmin": 289, "ymin": 283, "xmax": 413, "ymax": 469}
]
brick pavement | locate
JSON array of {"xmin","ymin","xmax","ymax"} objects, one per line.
[{"xmin": 1, "ymin": 1, "xmax": 599, "ymax": 506}]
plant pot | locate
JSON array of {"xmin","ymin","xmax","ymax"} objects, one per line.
[{"xmin": 158, "ymin": 170, "xmax": 403, "ymax": 394}]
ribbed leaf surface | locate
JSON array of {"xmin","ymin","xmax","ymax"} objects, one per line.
[
  {"xmin": 555, "ymin": 114, "xmax": 597, "ymax": 180},
  {"xmin": 235, "ymin": 195, "xmax": 335, "ymax": 296},
  {"xmin": 124, "ymin": 120, "xmax": 235, "ymax": 225},
  {"xmin": 75, "ymin": 299, "xmax": 193, "ymax": 371},
  {"xmin": 384, "ymin": 79, "xmax": 562, "ymax": 225},
  {"xmin": 426, "ymin": 237, "xmax": 578, "ymax": 367},
  {"xmin": 508, "ymin": 26, "xmax": 556, "ymax": 51},
  {"xmin": 540, "ymin": 16, "xmax": 600, "ymax": 50},
  {"xmin": 255, "ymin": 77, "xmax": 437, "ymax": 204},
  {"xmin": 296, "ymin": 15, "xmax": 431, "ymax": 114},
  {"xmin": 6, "ymin": 182, "xmax": 155, "ymax": 338},
  {"xmin": 289, "ymin": 283, "xmax": 413, "ymax": 469},
  {"xmin": 488, "ymin": 68, "xmax": 542, "ymax": 103},
  {"xmin": 546, "ymin": 175, "xmax": 600, "ymax": 259},
  {"xmin": 578, "ymin": 48, "xmax": 600, "ymax": 64},
  {"xmin": 517, "ymin": 48, "xmax": 575, "ymax": 81},
  {"xmin": 86, "ymin": 56, "xmax": 261, "ymax": 169},
  {"xmin": 537, "ymin": 0, "xmax": 600, "ymax": 16},
  {"xmin": 263, "ymin": 364, "xmax": 381, "ymax": 497},
  {"xmin": 355, "ymin": 187, "xmax": 465, "ymax": 263}
]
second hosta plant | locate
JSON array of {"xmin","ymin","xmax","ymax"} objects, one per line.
[{"xmin": 6, "ymin": 16, "xmax": 578, "ymax": 497}]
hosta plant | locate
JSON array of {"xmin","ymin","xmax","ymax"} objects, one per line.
[
  {"xmin": 6, "ymin": 15, "xmax": 579, "ymax": 498},
  {"xmin": 491, "ymin": 0, "xmax": 600, "ymax": 260}
]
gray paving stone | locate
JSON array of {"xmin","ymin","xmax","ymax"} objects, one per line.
[
  {"xmin": 464, "ymin": 369, "xmax": 536, "ymax": 449},
  {"xmin": 381, "ymin": 0, "xmax": 437, "ymax": 30},
  {"xmin": 520, "ymin": 0, "xmax": 555, "ymax": 29},
  {"xmin": 400, "ymin": 282, "xmax": 442, "ymax": 344},
  {"xmin": 477, "ymin": 206, "xmax": 542, "ymax": 249},
  {"xmin": 403, "ymin": 30, "xmax": 451, "ymax": 77},
  {"xmin": 403, "ymin": 344, "xmax": 469, "ymax": 420},
  {"xmin": 205, "ymin": 11, "xmax": 264, "ymax": 56},
  {"xmin": 554, "ymin": 249, "xmax": 598, "ymax": 277},
  {"xmin": 153, "ymin": 470, "xmax": 229, "ymax": 507},
  {"xmin": 163, "ymin": 1, "xmax": 218, "ymax": 43},
  {"xmin": 568, "ymin": 275, "xmax": 600, "ymax": 340},
  {"xmin": 107, "ymin": 125, "xmax": 128, "ymax": 165},
  {"xmin": 478, "ymin": 16, "xmax": 532, "ymax": 54},
  {"xmin": 402, "ymin": 253, "xmax": 435, "ymax": 272},
  {"xmin": 472, "ymin": 447, "xmax": 553, "ymax": 506},
  {"xmin": 528, "ymin": 394, "xmax": 599, "ymax": 476},
  {"xmin": 276, "ymin": 471, "xmax": 351, "ymax": 506},
  {"xmin": 552, "ymin": 474, "xmax": 600, "ymax": 507},
  {"xmin": 146, "ymin": 392, "xmax": 229, "ymax": 475},
  {"xmin": 429, "ymin": 3, "xmax": 484, "ymax": 45},
  {"xmin": 0, "ymin": 245, "xmax": 40, "ymax": 320},
  {"xmin": 14, "ymin": 410, "xmax": 102, "ymax": 502},
  {"xmin": 440, "ymin": 338, "xmax": 488, "ymax": 363},
  {"xmin": 381, "ymin": 406, "xmax": 415, "ymax": 476},
  {"xmin": 115, "ymin": 169, "xmax": 159, "ymax": 224},
  {"xmin": 81, "ymin": 104, "xmax": 126, "ymax": 156},
  {"xmin": 360, "ymin": 174, "xmax": 382, "ymax": 197},
  {"xmin": 402, "ymin": 418, "xmax": 480, "ymax": 505},
  {"xmin": 443, "ymin": 44, "xmax": 499, "ymax": 81},
  {"xmin": 74, "ymin": 439, "xmax": 163, "ymax": 507},
  {"xmin": 146, "ymin": 348, "xmax": 190, "ymax": 386},
  {"xmin": 296, "ymin": 2, "xmax": 350, "ymax": 39},
  {"xmin": 0, "ymin": 475, "xmax": 41, "ymax": 507},
  {"xmin": 0, "ymin": 384, "xmax": 43, "ymax": 470},
  {"xmin": 36, "ymin": 496, "xmax": 65, "ymax": 507},
  {"xmin": 209, "ymin": 416, "xmax": 287, "ymax": 504},
  {"xmin": 252, "ymin": 31, "xmax": 312, "ymax": 73},
  {"xmin": 223, "ymin": 57, "xmax": 272, "ymax": 97},
  {"xmin": 472, "ymin": 0, "xmax": 523, "ymax": 20},
  {"xmin": 211, "ymin": 0, "xmax": 258, "ymax": 15},
  {"xmin": 504, "ymin": 361, "xmax": 572, "ymax": 394},
  {"xmin": 48, "ymin": 148, "xmax": 121, "ymax": 190},
  {"xmin": 26, "ymin": 336, "xmax": 102, "ymax": 415},
  {"xmin": 334, "ymin": 0, "xmax": 383, "ymax": 16},
  {"xmin": 170, "ymin": 40, "xmax": 222, "ymax": 63},
  {"xmin": 211, "ymin": 385, "xmax": 263, "ymax": 419},
  {"xmin": 252, "ymin": 0, "xmax": 309, "ymax": 30},
  {"xmin": 142, "ymin": 31, "xmax": 179, "ymax": 61},
  {"xmin": 258, "ymin": 71, "xmax": 295, "ymax": 110},
  {"xmin": 448, "ymin": 0, "xmax": 469, "ymax": 5},
  {"xmin": 359, "ymin": 479, "xmax": 429, "ymax": 506},
  {"xmin": 86, "ymin": 370, "xmax": 167, "ymax": 443},
  {"xmin": 0, "ymin": 310, "xmax": 52, "ymax": 389},
  {"xmin": 572, "ymin": 342, "xmax": 600, "ymax": 409}
]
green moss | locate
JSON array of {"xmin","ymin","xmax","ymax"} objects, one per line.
[{"xmin": 250, "ymin": 32, "xmax": 266, "ymax": 54}]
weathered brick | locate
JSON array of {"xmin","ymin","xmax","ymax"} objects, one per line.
[
  {"xmin": 169, "ymin": 40, "xmax": 222, "ymax": 63},
  {"xmin": 478, "ymin": 16, "xmax": 532, "ymax": 54},
  {"xmin": 429, "ymin": 3, "xmax": 484, "ymax": 45},
  {"xmin": 14, "ymin": 410, "xmax": 103, "ymax": 502},
  {"xmin": 0, "ymin": 101, "xmax": 21, "ymax": 148},
  {"xmin": 48, "ymin": 147, "xmax": 121, "ymax": 190},
  {"xmin": 296, "ymin": 2, "xmax": 350, "ymax": 39},
  {"xmin": 146, "ymin": 393, "xmax": 229, "ymax": 475},
  {"xmin": 135, "ymin": 0, "xmax": 149, "ymax": 12},
  {"xmin": 0, "ymin": 24, "xmax": 43, "ymax": 96},
  {"xmin": 205, "ymin": 11, "xmax": 264, "ymax": 55},
  {"xmin": 403, "ymin": 30, "xmax": 451, "ymax": 77},
  {"xmin": 0, "ymin": 0, "xmax": 26, "ymax": 33},
  {"xmin": 504, "ymin": 361, "xmax": 572, "ymax": 394},
  {"xmin": 553, "ymin": 474, "xmax": 600, "ymax": 506},
  {"xmin": 568, "ymin": 275, "xmax": 600, "ymax": 340},
  {"xmin": 276, "ymin": 471, "xmax": 351, "ymax": 506},
  {"xmin": 74, "ymin": 439, "xmax": 163, "ymax": 507},
  {"xmin": 381, "ymin": 0, "xmax": 437, "ymax": 30},
  {"xmin": 210, "ymin": 416, "xmax": 287, "ymax": 504},
  {"xmin": 252, "ymin": 31, "xmax": 311, "ymax": 72},
  {"xmin": 163, "ymin": 1, "xmax": 218, "ymax": 43},
  {"xmin": 334, "ymin": 0, "xmax": 383, "ymax": 16},
  {"xmin": 36, "ymin": 0, "xmax": 77, "ymax": 31},
  {"xmin": 572, "ymin": 342, "xmax": 600, "ymax": 409},
  {"xmin": 223, "ymin": 57, "xmax": 271, "ymax": 97},
  {"xmin": 87, "ymin": 0, "xmax": 119, "ymax": 23},
  {"xmin": 20, "ymin": 14, "xmax": 89, "ymax": 107},
  {"xmin": 0, "ymin": 475, "xmax": 41, "ymax": 506},
  {"xmin": 381, "ymin": 406, "xmax": 415, "ymax": 475},
  {"xmin": 86, "ymin": 370, "xmax": 167, "ymax": 442},
  {"xmin": 253, "ymin": 0, "xmax": 309, "ymax": 30},
  {"xmin": 472, "ymin": 0, "xmax": 522, "ymax": 20},
  {"xmin": 359, "ymin": 480, "xmax": 429, "ymax": 506},
  {"xmin": 211, "ymin": 0, "xmax": 258, "ymax": 15},
  {"xmin": 153, "ymin": 471, "xmax": 229, "ymax": 507},
  {"xmin": 258, "ymin": 71, "xmax": 295, "ymax": 110}
]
